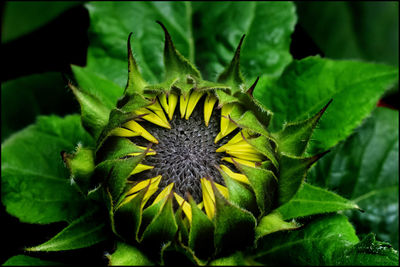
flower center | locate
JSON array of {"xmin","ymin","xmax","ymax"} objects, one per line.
[{"xmin": 133, "ymin": 98, "xmax": 227, "ymax": 202}]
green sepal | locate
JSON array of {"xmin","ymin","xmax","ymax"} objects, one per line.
[
  {"xmin": 61, "ymin": 145, "xmax": 95, "ymax": 193},
  {"xmin": 277, "ymin": 183, "xmax": 360, "ymax": 220},
  {"xmin": 114, "ymin": 188, "xmax": 147, "ymax": 243},
  {"xmin": 273, "ymin": 99, "xmax": 332, "ymax": 157},
  {"xmin": 255, "ymin": 210, "xmax": 301, "ymax": 240},
  {"xmin": 217, "ymin": 35, "xmax": 246, "ymax": 95},
  {"xmin": 188, "ymin": 195, "xmax": 215, "ymax": 260},
  {"xmin": 230, "ymin": 110, "xmax": 270, "ymax": 137},
  {"xmin": 107, "ymin": 241, "xmax": 154, "ymax": 266},
  {"xmin": 95, "ymin": 154, "xmax": 145, "ymax": 202},
  {"xmin": 96, "ymin": 136, "xmax": 151, "ymax": 164},
  {"xmin": 234, "ymin": 163, "xmax": 278, "ymax": 216},
  {"xmin": 212, "ymin": 181, "xmax": 257, "ymax": 255},
  {"xmin": 139, "ymin": 199, "xmax": 165, "ymax": 238},
  {"xmin": 125, "ymin": 32, "xmax": 147, "ymax": 95},
  {"xmin": 174, "ymin": 205, "xmax": 189, "ymax": 245},
  {"xmin": 143, "ymin": 77, "xmax": 179, "ymax": 95},
  {"xmin": 161, "ymin": 240, "xmax": 207, "ymax": 266},
  {"xmin": 97, "ymin": 93, "xmax": 150, "ymax": 150},
  {"xmin": 215, "ymin": 89, "xmax": 240, "ymax": 106},
  {"xmin": 278, "ymin": 151, "xmax": 329, "ymax": 205},
  {"xmin": 235, "ymin": 78, "xmax": 273, "ymax": 128},
  {"xmin": 140, "ymin": 194, "xmax": 179, "ymax": 257},
  {"xmin": 218, "ymin": 167, "xmax": 259, "ymax": 216},
  {"xmin": 157, "ymin": 21, "xmax": 201, "ymax": 96},
  {"xmin": 244, "ymin": 134, "xmax": 279, "ymax": 170},
  {"xmin": 69, "ymin": 82, "xmax": 109, "ymax": 140},
  {"xmin": 197, "ymin": 80, "xmax": 231, "ymax": 92},
  {"xmin": 26, "ymin": 208, "xmax": 109, "ymax": 252}
]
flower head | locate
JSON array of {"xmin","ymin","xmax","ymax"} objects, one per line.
[{"xmin": 67, "ymin": 21, "xmax": 330, "ymax": 262}]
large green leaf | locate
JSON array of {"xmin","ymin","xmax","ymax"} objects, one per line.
[
  {"xmin": 296, "ymin": 2, "xmax": 398, "ymax": 67},
  {"xmin": 255, "ymin": 56, "xmax": 398, "ymax": 154},
  {"xmin": 308, "ymin": 107, "xmax": 399, "ymax": 249},
  {"xmin": 2, "ymin": 255, "xmax": 64, "ymax": 266},
  {"xmin": 26, "ymin": 208, "xmax": 109, "ymax": 251},
  {"xmin": 1, "ymin": 72, "xmax": 77, "ymax": 142},
  {"xmin": 254, "ymin": 214, "xmax": 399, "ymax": 265},
  {"xmin": 1, "ymin": 115, "xmax": 94, "ymax": 224},
  {"xmin": 84, "ymin": 1, "xmax": 194, "ymax": 86},
  {"xmin": 277, "ymin": 183, "xmax": 359, "ymax": 220},
  {"xmin": 2, "ymin": 2, "xmax": 82, "ymax": 43},
  {"xmin": 193, "ymin": 1, "xmax": 296, "ymax": 81}
]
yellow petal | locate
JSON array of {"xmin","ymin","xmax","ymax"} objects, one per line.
[
  {"xmin": 158, "ymin": 94, "xmax": 169, "ymax": 114},
  {"xmin": 167, "ymin": 93, "xmax": 178, "ymax": 120},
  {"xmin": 174, "ymin": 193, "xmax": 192, "ymax": 223},
  {"xmin": 216, "ymin": 140, "xmax": 254, "ymax": 153},
  {"xmin": 215, "ymin": 183, "xmax": 229, "ymax": 199},
  {"xmin": 225, "ymin": 150, "xmax": 264, "ymax": 161},
  {"xmin": 153, "ymin": 182, "xmax": 174, "ymax": 204},
  {"xmin": 147, "ymin": 99, "xmax": 170, "ymax": 128},
  {"xmin": 214, "ymin": 122, "xmax": 237, "ymax": 143},
  {"xmin": 220, "ymin": 165, "xmax": 250, "ymax": 185},
  {"xmin": 204, "ymin": 94, "xmax": 217, "ymax": 127},
  {"xmin": 179, "ymin": 93, "xmax": 190, "ymax": 119},
  {"xmin": 185, "ymin": 91, "xmax": 204, "ymax": 120},
  {"xmin": 225, "ymin": 130, "xmax": 251, "ymax": 146},
  {"xmin": 201, "ymin": 178, "xmax": 215, "ymax": 219},
  {"xmin": 222, "ymin": 157, "xmax": 257, "ymax": 168},
  {"xmin": 121, "ymin": 175, "xmax": 162, "ymax": 207},
  {"xmin": 134, "ymin": 108, "xmax": 171, "ymax": 129},
  {"xmin": 221, "ymin": 103, "xmax": 234, "ymax": 135},
  {"xmin": 123, "ymin": 120, "xmax": 158, "ymax": 144},
  {"xmin": 128, "ymin": 146, "xmax": 156, "ymax": 156},
  {"xmin": 126, "ymin": 175, "xmax": 162, "ymax": 196},
  {"xmin": 110, "ymin": 127, "xmax": 140, "ymax": 137},
  {"xmin": 130, "ymin": 164, "xmax": 154, "ymax": 175}
]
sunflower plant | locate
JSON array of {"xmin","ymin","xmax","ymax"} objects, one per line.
[{"xmin": 1, "ymin": 2, "xmax": 399, "ymax": 266}]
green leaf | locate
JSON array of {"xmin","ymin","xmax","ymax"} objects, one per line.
[
  {"xmin": 193, "ymin": 1, "xmax": 296, "ymax": 81},
  {"xmin": 296, "ymin": 2, "xmax": 398, "ymax": 67},
  {"xmin": 255, "ymin": 56, "xmax": 399, "ymax": 154},
  {"xmin": 308, "ymin": 107, "xmax": 399, "ymax": 249},
  {"xmin": 108, "ymin": 242, "xmax": 153, "ymax": 266},
  {"xmin": 1, "ymin": 72, "xmax": 77, "ymax": 142},
  {"xmin": 254, "ymin": 214, "xmax": 360, "ymax": 265},
  {"xmin": 335, "ymin": 233, "xmax": 399, "ymax": 266},
  {"xmin": 2, "ymin": 255, "xmax": 64, "ymax": 266},
  {"xmin": 1, "ymin": 115, "xmax": 93, "ymax": 224},
  {"xmin": 277, "ymin": 183, "xmax": 359, "ymax": 220},
  {"xmin": 255, "ymin": 210, "xmax": 300, "ymax": 240},
  {"xmin": 2, "ymin": 2, "xmax": 82, "ymax": 43},
  {"xmin": 85, "ymin": 2, "xmax": 194, "ymax": 86},
  {"xmin": 26, "ymin": 208, "xmax": 109, "ymax": 251}
]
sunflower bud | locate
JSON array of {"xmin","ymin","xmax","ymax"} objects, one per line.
[{"xmin": 70, "ymin": 21, "xmax": 330, "ymax": 263}]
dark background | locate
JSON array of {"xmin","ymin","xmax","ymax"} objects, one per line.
[{"xmin": 1, "ymin": 2, "xmax": 398, "ymax": 265}]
